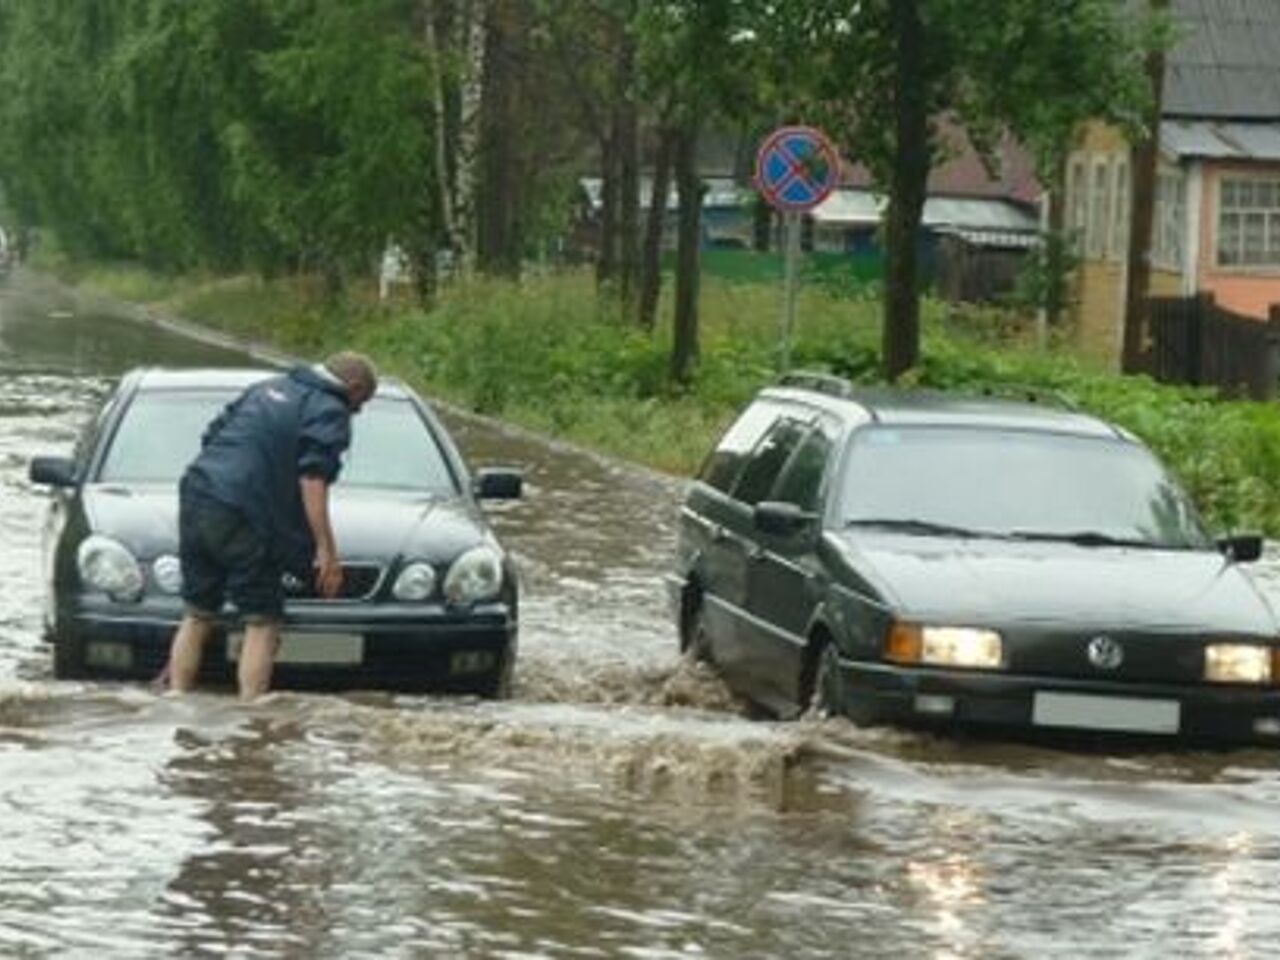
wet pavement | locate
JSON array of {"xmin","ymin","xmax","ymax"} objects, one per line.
[{"xmin": 2, "ymin": 270, "xmax": 1280, "ymax": 958}]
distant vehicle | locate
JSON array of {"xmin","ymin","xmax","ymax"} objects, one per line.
[
  {"xmin": 669, "ymin": 373, "xmax": 1280, "ymax": 746},
  {"xmin": 29, "ymin": 367, "xmax": 523, "ymax": 696}
]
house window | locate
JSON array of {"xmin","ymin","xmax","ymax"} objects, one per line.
[
  {"xmin": 1218, "ymin": 176, "xmax": 1280, "ymax": 268},
  {"xmin": 1111, "ymin": 157, "xmax": 1130, "ymax": 261},
  {"xmin": 1068, "ymin": 156, "xmax": 1088, "ymax": 249},
  {"xmin": 1153, "ymin": 171, "xmax": 1185, "ymax": 271},
  {"xmin": 1087, "ymin": 158, "xmax": 1113, "ymax": 260}
]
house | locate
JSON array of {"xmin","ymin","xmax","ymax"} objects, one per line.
[
  {"xmin": 1066, "ymin": 0, "xmax": 1280, "ymax": 359},
  {"xmin": 809, "ymin": 126, "xmax": 1043, "ymax": 301}
]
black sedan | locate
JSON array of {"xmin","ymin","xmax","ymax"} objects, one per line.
[
  {"xmin": 29, "ymin": 367, "xmax": 523, "ymax": 696},
  {"xmin": 669, "ymin": 374, "xmax": 1280, "ymax": 746}
]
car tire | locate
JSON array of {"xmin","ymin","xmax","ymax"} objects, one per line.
[
  {"xmin": 808, "ymin": 641, "xmax": 844, "ymax": 719},
  {"xmin": 51, "ymin": 631, "xmax": 87, "ymax": 680},
  {"xmin": 681, "ymin": 595, "xmax": 714, "ymax": 665}
]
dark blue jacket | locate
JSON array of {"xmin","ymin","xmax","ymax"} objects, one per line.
[{"xmin": 184, "ymin": 366, "xmax": 351, "ymax": 576}]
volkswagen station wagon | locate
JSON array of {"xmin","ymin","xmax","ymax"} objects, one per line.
[
  {"xmin": 668, "ymin": 373, "xmax": 1280, "ymax": 746},
  {"xmin": 29, "ymin": 367, "xmax": 522, "ymax": 696}
]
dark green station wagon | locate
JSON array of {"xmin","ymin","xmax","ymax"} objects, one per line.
[{"xmin": 668, "ymin": 373, "xmax": 1280, "ymax": 746}]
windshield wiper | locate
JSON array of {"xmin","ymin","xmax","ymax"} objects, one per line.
[
  {"xmin": 1008, "ymin": 529, "xmax": 1167, "ymax": 549},
  {"xmin": 844, "ymin": 518, "xmax": 1007, "ymax": 539}
]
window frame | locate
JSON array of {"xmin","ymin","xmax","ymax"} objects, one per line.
[{"xmin": 1215, "ymin": 171, "xmax": 1280, "ymax": 272}]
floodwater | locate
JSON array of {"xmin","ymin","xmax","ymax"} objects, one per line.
[{"xmin": 2, "ymin": 271, "xmax": 1280, "ymax": 958}]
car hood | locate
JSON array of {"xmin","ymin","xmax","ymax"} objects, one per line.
[
  {"xmin": 835, "ymin": 532, "xmax": 1278, "ymax": 633},
  {"xmin": 82, "ymin": 484, "xmax": 491, "ymax": 562}
]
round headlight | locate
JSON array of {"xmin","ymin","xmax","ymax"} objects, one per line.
[
  {"xmin": 77, "ymin": 535, "xmax": 144, "ymax": 601},
  {"xmin": 392, "ymin": 562, "xmax": 437, "ymax": 601},
  {"xmin": 443, "ymin": 546, "xmax": 503, "ymax": 605},
  {"xmin": 152, "ymin": 554, "xmax": 183, "ymax": 595}
]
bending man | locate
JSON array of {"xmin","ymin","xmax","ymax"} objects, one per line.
[{"xmin": 165, "ymin": 352, "xmax": 378, "ymax": 699}]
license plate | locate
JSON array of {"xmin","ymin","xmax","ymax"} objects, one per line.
[
  {"xmin": 1032, "ymin": 691, "xmax": 1180, "ymax": 735},
  {"xmin": 227, "ymin": 632, "xmax": 364, "ymax": 666}
]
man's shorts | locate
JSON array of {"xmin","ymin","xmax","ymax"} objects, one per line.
[{"xmin": 178, "ymin": 481, "xmax": 284, "ymax": 623}]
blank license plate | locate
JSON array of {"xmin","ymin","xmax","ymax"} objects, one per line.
[
  {"xmin": 1033, "ymin": 692, "xmax": 1180, "ymax": 735},
  {"xmin": 227, "ymin": 632, "xmax": 364, "ymax": 666}
]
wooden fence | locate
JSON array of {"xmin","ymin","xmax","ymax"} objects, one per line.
[{"xmin": 1143, "ymin": 294, "xmax": 1280, "ymax": 401}]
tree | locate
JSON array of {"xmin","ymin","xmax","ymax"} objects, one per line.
[{"xmin": 759, "ymin": 0, "xmax": 1160, "ymax": 380}]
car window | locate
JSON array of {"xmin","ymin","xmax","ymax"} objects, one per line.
[
  {"xmin": 732, "ymin": 418, "xmax": 810, "ymax": 506},
  {"xmin": 771, "ymin": 421, "xmax": 835, "ymax": 512},
  {"xmin": 837, "ymin": 425, "xmax": 1210, "ymax": 548},
  {"xmin": 97, "ymin": 390, "xmax": 458, "ymax": 494},
  {"xmin": 699, "ymin": 401, "xmax": 782, "ymax": 493}
]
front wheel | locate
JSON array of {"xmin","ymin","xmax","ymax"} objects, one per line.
[
  {"xmin": 808, "ymin": 641, "xmax": 844, "ymax": 718},
  {"xmin": 680, "ymin": 596, "xmax": 714, "ymax": 665}
]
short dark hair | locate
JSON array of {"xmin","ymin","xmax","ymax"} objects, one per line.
[{"xmin": 324, "ymin": 351, "xmax": 378, "ymax": 397}]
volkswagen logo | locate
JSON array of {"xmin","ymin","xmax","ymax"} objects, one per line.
[{"xmin": 1087, "ymin": 635, "xmax": 1124, "ymax": 670}]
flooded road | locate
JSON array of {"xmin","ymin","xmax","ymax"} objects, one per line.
[{"xmin": 3, "ymin": 271, "xmax": 1280, "ymax": 957}]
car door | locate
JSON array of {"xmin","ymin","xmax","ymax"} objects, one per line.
[
  {"xmin": 715, "ymin": 414, "xmax": 811, "ymax": 698},
  {"xmin": 746, "ymin": 416, "xmax": 840, "ymax": 709},
  {"xmin": 679, "ymin": 400, "xmax": 784, "ymax": 664}
]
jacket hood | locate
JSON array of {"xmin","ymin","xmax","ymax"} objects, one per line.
[
  {"xmin": 288, "ymin": 364, "xmax": 349, "ymax": 404},
  {"xmin": 834, "ymin": 531, "xmax": 1278, "ymax": 634}
]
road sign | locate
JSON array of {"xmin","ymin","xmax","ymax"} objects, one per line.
[{"xmin": 754, "ymin": 126, "xmax": 840, "ymax": 213}]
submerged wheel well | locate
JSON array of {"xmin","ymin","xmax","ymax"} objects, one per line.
[{"xmin": 798, "ymin": 623, "xmax": 835, "ymax": 706}]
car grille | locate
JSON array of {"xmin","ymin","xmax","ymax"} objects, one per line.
[{"xmin": 283, "ymin": 563, "xmax": 383, "ymax": 601}]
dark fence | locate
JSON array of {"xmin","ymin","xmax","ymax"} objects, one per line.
[
  {"xmin": 935, "ymin": 234, "xmax": 1028, "ymax": 305},
  {"xmin": 1143, "ymin": 294, "xmax": 1280, "ymax": 400}
]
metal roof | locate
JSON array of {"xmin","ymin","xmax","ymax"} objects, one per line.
[
  {"xmin": 811, "ymin": 189, "xmax": 1038, "ymax": 236},
  {"xmin": 579, "ymin": 176, "xmax": 747, "ymax": 212},
  {"xmin": 1164, "ymin": 0, "xmax": 1280, "ymax": 120},
  {"xmin": 1160, "ymin": 119, "xmax": 1280, "ymax": 160}
]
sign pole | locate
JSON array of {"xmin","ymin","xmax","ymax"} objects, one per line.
[
  {"xmin": 754, "ymin": 125, "xmax": 840, "ymax": 377},
  {"xmin": 780, "ymin": 210, "xmax": 801, "ymax": 373}
]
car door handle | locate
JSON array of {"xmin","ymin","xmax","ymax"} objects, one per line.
[{"xmin": 710, "ymin": 524, "xmax": 727, "ymax": 543}]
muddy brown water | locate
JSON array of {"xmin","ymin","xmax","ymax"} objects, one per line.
[{"xmin": 2, "ymin": 271, "xmax": 1280, "ymax": 958}]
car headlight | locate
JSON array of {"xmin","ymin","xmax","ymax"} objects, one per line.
[
  {"xmin": 443, "ymin": 546, "xmax": 503, "ymax": 605},
  {"xmin": 885, "ymin": 623, "xmax": 1003, "ymax": 670},
  {"xmin": 77, "ymin": 535, "xmax": 144, "ymax": 602},
  {"xmin": 151, "ymin": 554, "xmax": 183, "ymax": 595},
  {"xmin": 393, "ymin": 561, "xmax": 437, "ymax": 601},
  {"xmin": 1204, "ymin": 643, "xmax": 1275, "ymax": 684}
]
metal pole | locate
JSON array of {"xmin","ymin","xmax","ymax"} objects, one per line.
[{"xmin": 780, "ymin": 210, "xmax": 801, "ymax": 372}]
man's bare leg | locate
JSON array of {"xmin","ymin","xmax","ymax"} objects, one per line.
[
  {"xmin": 168, "ymin": 614, "xmax": 215, "ymax": 692},
  {"xmin": 238, "ymin": 620, "xmax": 281, "ymax": 701}
]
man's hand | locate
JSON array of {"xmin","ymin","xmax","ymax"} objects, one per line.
[{"xmin": 315, "ymin": 546, "xmax": 343, "ymax": 599}]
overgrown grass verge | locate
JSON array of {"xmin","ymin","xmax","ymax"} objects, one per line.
[{"xmin": 49, "ymin": 260, "xmax": 1280, "ymax": 537}]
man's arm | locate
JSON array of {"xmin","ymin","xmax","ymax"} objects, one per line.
[{"xmin": 300, "ymin": 475, "xmax": 343, "ymax": 598}]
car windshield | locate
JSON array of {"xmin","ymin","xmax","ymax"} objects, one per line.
[
  {"xmin": 838, "ymin": 426, "xmax": 1210, "ymax": 549},
  {"xmin": 98, "ymin": 389, "xmax": 459, "ymax": 494}
]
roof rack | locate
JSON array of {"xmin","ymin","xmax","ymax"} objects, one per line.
[
  {"xmin": 776, "ymin": 370, "xmax": 856, "ymax": 399},
  {"xmin": 970, "ymin": 382, "xmax": 1080, "ymax": 411}
]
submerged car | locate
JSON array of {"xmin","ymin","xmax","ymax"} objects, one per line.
[
  {"xmin": 669, "ymin": 373, "xmax": 1280, "ymax": 746},
  {"xmin": 29, "ymin": 367, "xmax": 522, "ymax": 696}
]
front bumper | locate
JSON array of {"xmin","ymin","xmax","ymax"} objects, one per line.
[
  {"xmin": 60, "ymin": 596, "xmax": 517, "ymax": 694},
  {"xmin": 841, "ymin": 659, "xmax": 1280, "ymax": 747}
]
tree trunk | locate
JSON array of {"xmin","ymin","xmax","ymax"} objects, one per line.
[
  {"xmin": 597, "ymin": 126, "xmax": 620, "ymax": 287},
  {"xmin": 671, "ymin": 118, "xmax": 702, "ymax": 385},
  {"xmin": 423, "ymin": 1, "xmax": 456, "ymax": 255},
  {"xmin": 753, "ymin": 194, "xmax": 772, "ymax": 252},
  {"xmin": 883, "ymin": 0, "xmax": 930, "ymax": 381},
  {"xmin": 639, "ymin": 125, "xmax": 675, "ymax": 330},
  {"xmin": 1122, "ymin": 0, "xmax": 1168, "ymax": 373},
  {"xmin": 617, "ymin": 32, "xmax": 640, "ymax": 313},
  {"xmin": 453, "ymin": 0, "xmax": 486, "ymax": 275},
  {"xmin": 476, "ymin": 0, "xmax": 521, "ymax": 276}
]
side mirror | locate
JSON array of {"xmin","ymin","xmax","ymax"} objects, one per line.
[
  {"xmin": 1217, "ymin": 534, "xmax": 1263, "ymax": 564},
  {"xmin": 29, "ymin": 456, "xmax": 78, "ymax": 488},
  {"xmin": 753, "ymin": 500, "xmax": 816, "ymax": 537},
  {"xmin": 475, "ymin": 467, "xmax": 523, "ymax": 500}
]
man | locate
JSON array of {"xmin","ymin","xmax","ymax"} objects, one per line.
[{"xmin": 165, "ymin": 352, "xmax": 378, "ymax": 700}]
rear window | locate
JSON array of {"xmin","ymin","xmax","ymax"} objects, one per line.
[{"xmin": 98, "ymin": 390, "xmax": 458, "ymax": 494}]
